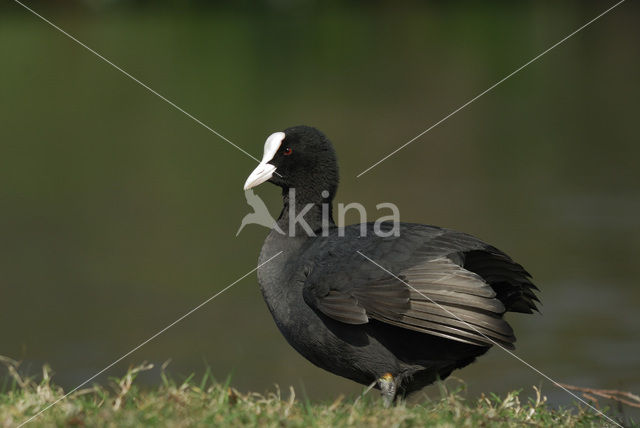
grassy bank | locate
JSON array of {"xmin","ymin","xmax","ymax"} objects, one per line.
[{"xmin": 0, "ymin": 360, "xmax": 623, "ymax": 427}]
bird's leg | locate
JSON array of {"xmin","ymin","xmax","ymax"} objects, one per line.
[{"xmin": 377, "ymin": 372, "xmax": 397, "ymax": 407}]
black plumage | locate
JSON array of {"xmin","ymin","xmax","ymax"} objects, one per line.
[{"xmin": 244, "ymin": 125, "xmax": 540, "ymax": 403}]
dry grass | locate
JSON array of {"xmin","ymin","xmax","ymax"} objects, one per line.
[{"xmin": 0, "ymin": 356, "xmax": 631, "ymax": 427}]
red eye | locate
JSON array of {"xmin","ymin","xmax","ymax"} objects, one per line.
[{"xmin": 283, "ymin": 147, "xmax": 293, "ymax": 156}]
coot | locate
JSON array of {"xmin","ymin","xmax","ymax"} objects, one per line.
[{"xmin": 244, "ymin": 126, "xmax": 539, "ymax": 404}]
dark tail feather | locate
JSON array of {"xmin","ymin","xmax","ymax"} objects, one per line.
[{"xmin": 462, "ymin": 250, "xmax": 540, "ymax": 314}]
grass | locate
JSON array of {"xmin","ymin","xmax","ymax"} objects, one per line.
[{"xmin": 0, "ymin": 357, "xmax": 628, "ymax": 427}]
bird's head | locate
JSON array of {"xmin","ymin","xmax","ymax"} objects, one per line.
[{"xmin": 244, "ymin": 126, "xmax": 339, "ymax": 200}]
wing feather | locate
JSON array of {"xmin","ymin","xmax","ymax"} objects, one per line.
[
  {"xmin": 302, "ymin": 225, "xmax": 540, "ymax": 348},
  {"xmin": 314, "ymin": 290, "xmax": 369, "ymax": 324}
]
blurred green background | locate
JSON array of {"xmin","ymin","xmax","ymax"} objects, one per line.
[{"xmin": 1, "ymin": 0, "xmax": 639, "ymax": 416}]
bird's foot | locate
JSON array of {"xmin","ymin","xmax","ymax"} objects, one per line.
[{"xmin": 377, "ymin": 372, "xmax": 396, "ymax": 407}]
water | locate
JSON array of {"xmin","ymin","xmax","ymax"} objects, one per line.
[{"xmin": 1, "ymin": 1, "xmax": 638, "ymax": 421}]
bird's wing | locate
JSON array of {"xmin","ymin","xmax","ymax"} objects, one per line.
[{"xmin": 302, "ymin": 224, "xmax": 534, "ymax": 348}]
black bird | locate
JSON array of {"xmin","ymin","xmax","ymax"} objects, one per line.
[{"xmin": 243, "ymin": 126, "xmax": 540, "ymax": 404}]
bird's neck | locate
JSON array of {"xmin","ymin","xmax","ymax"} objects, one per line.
[{"xmin": 277, "ymin": 187, "xmax": 336, "ymax": 237}]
